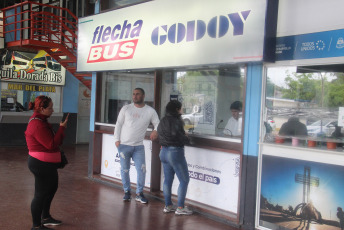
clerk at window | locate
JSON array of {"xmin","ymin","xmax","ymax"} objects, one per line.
[
  {"xmin": 11, "ymin": 97, "xmax": 25, "ymax": 112},
  {"xmin": 278, "ymin": 117, "xmax": 307, "ymax": 137},
  {"xmin": 223, "ymin": 101, "xmax": 242, "ymax": 137}
]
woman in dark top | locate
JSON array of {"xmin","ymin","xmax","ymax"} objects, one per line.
[{"xmin": 158, "ymin": 100, "xmax": 192, "ymax": 215}]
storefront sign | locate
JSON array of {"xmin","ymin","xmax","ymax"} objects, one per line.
[
  {"xmin": 101, "ymin": 134, "xmax": 152, "ymax": 188},
  {"xmin": 163, "ymin": 146, "xmax": 240, "ymax": 213},
  {"xmin": 0, "ymin": 49, "xmax": 66, "ymax": 86},
  {"xmin": 77, "ymin": 0, "xmax": 267, "ymax": 71},
  {"xmin": 7, "ymin": 83, "xmax": 56, "ymax": 92},
  {"xmin": 275, "ymin": 29, "xmax": 344, "ymax": 61}
]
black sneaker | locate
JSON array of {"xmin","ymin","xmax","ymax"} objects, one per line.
[
  {"xmin": 135, "ymin": 192, "xmax": 148, "ymax": 204},
  {"xmin": 123, "ymin": 191, "xmax": 131, "ymax": 201},
  {"xmin": 31, "ymin": 225, "xmax": 54, "ymax": 230},
  {"xmin": 41, "ymin": 217, "xmax": 62, "ymax": 226}
]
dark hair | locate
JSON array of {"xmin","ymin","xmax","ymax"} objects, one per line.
[
  {"xmin": 230, "ymin": 101, "xmax": 242, "ymax": 111},
  {"xmin": 28, "ymin": 95, "xmax": 52, "ymax": 113},
  {"xmin": 134, "ymin": 88, "xmax": 145, "ymax": 95},
  {"xmin": 165, "ymin": 100, "xmax": 182, "ymax": 116}
]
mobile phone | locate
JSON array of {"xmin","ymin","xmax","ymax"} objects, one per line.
[{"xmin": 62, "ymin": 113, "xmax": 69, "ymax": 122}]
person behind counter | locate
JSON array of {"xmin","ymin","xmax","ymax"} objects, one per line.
[
  {"xmin": 11, "ymin": 97, "xmax": 25, "ymax": 112},
  {"xmin": 158, "ymin": 100, "xmax": 193, "ymax": 215},
  {"xmin": 223, "ymin": 101, "xmax": 242, "ymax": 137},
  {"xmin": 114, "ymin": 88, "xmax": 160, "ymax": 204},
  {"xmin": 25, "ymin": 95, "xmax": 69, "ymax": 230},
  {"xmin": 278, "ymin": 117, "xmax": 307, "ymax": 142}
]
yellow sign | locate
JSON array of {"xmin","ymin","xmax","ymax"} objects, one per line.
[{"xmin": 7, "ymin": 83, "xmax": 56, "ymax": 92}]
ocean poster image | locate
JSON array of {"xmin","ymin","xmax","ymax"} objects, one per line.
[{"xmin": 260, "ymin": 155, "xmax": 344, "ymax": 230}]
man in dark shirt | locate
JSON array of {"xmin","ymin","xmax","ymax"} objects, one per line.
[{"xmin": 279, "ymin": 117, "xmax": 308, "ymax": 136}]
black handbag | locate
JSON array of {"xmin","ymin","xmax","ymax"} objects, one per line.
[{"xmin": 59, "ymin": 149, "xmax": 68, "ymax": 169}]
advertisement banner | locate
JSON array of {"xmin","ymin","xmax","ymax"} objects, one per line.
[
  {"xmin": 275, "ymin": 29, "xmax": 344, "ymax": 61},
  {"xmin": 101, "ymin": 134, "xmax": 152, "ymax": 188},
  {"xmin": 0, "ymin": 50, "xmax": 66, "ymax": 86},
  {"xmin": 260, "ymin": 154, "xmax": 344, "ymax": 230},
  {"xmin": 77, "ymin": 0, "xmax": 267, "ymax": 72},
  {"xmin": 161, "ymin": 146, "xmax": 240, "ymax": 213}
]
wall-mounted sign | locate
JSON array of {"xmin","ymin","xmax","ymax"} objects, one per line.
[
  {"xmin": 7, "ymin": 83, "xmax": 56, "ymax": 92},
  {"xmin": 275, "ymin": 29, "xmax": 344, "ymax": 61},
  {"xmin": 77, "ymin": 0, "xmax": 268, "ymax": 72},
  {"xmin": 0, "ymin": 50, "xmax": 66, "ymax": 86}
]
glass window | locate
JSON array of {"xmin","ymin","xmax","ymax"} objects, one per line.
[
  {"xmin": 263, "ymin": 65, "xmax": 344, "ymax": 148},
  {"xmin": 100, "ymin": 72, "xmax": 155, "ymax": 124},
  {"xmin": 0, "ymin": 82, "xmax": 62, "ymax": 112},
  {"xmin": 161, "ymin": 66, "xmax": 245, "ymax": 140}
]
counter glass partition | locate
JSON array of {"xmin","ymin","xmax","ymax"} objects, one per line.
[
  {"xmin": 263, "ymin": 65, "xmax": 344, "ymax": 150},
  {"xmin": 99, "ymin": 72, "xmax": 155, "ymax": 124},
  {"xmin": 161, "ymin": 66, "xmax": 245, "ymax": 141}
]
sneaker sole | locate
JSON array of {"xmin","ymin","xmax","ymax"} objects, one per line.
[
  {"xmin": 123, "ymin": 198, "xmax": 131, "ymax": 202},
  {"xmin": 135, "ymin": 198, "xmax": 148, "ymax": 204},
  {"xmin": 163, "ymin": 209, "xmax": 176, "ymax": 213},
  {"xmin": 43, "ymin": 223, "xmax": 62, "ymax": 226},
  {"xmin": 175, "ymin": 212, "xmax": 193, "ymax": 216}
]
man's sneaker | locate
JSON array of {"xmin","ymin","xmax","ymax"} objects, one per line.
[
  {"xmin": 135, "ymin": 192, "xmax": 148, "ymax": 204},
  {"xmin": 175, "ymin": 206, "xmax": 193, "ymax": 215},
  {"xmin": 163, "ymin": 205, "xmax": 177, "ymax": 213},
  {"xmin": 123, "ymin": 191, "xmax": 131, "ymax": 202},
  {"xmin": 41, "ymin": 217, "xmax": 62, "ymax": 226}
]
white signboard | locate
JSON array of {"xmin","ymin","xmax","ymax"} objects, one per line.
[
  {"xmin": 101, "ymin": 134, "xmax": 152, "ymax": 188},
  {"xmin": 77, "ymin": 0, "xmax": 267, "ymax": 72},
  {"xmin": 339, "ymin": 107, "xmax": 344, "ymax": 127},
  {"xmin": 160, "ymin": 146, "xmax": 240, "ymax": 213}
]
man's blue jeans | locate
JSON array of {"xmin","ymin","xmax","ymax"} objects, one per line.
[
  {"xmin": 118, "ymin": 144, "xmax": 146, "ymax": 194},
  {"xmin": 159, "ymin": 146, "xmax": 189, "ymax": 208}
]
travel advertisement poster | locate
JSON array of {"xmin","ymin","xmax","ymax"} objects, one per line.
[{"xmin": 260, "ymin": 155, "xmax": 344, "ymax": 230}]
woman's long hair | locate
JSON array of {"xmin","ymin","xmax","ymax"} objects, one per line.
[
  {"xmin": 165, "ymin": 100, "xmax": 182, "ymax": 117},
  {"xmin": 28, "ymin": 95, "xmax": 52, "ymax": 113}
]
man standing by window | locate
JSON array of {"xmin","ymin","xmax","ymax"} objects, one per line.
[
  {"xmin": 114, "ymin": 88, "xmax": 160, "ymax": 204},
  {"xmin": 223, "ymin": 101, "xmax": 242, "ymax": 137}
]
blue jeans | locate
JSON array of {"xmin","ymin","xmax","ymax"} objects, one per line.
[
  {"xmin": 118, "ymin": 144, "xmax": 146, "ymax": 194},
  {"xmin": 159, "ymin": 146, "xmax": 189, "ymax": 208}
]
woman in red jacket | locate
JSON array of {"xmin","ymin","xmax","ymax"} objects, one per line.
[{"xmin": 25, "ymin": 96, "xmax": 69, "ymax": 230}]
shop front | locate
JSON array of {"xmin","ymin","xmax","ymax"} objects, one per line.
[
  {"xmin": 0, "ymin": 49, "xmax": 68, "ymax": 145},
  {"xmin": 79, "ymin": 0, "xmax": 277, "ymax": 226},
  {"xmin": 256, "ymin": 0, "xmax": 344, "ymax": 229}
]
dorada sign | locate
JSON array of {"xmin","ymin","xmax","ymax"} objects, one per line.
[
  {"xmin": 0, "ymin": 50, "xmax": 65, "ymax": 86},
  {"xmin": 78, "ymin": 0, "xmax": 268, "ymax": 72}
]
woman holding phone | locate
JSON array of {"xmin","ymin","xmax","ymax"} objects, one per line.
[{"xmin": 25, "ymin": 95, "xmax": 69, "ymax": 230}]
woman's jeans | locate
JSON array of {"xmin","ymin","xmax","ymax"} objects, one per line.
[
  {"xmin": 118, "ymin": 144, "xmax": 146, "ymax": 194},
  {"xmin": 28, "ymin": 156, "xmax": 59, "ymax": 227},
  {"xmin": 159, "ymin": 146, "xmax": 189, "ymax": 208}
]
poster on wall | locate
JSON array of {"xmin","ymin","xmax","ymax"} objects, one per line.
[
  {"xmin": 101, "ymin": 134, "xmax": 152, "ymax": 188},
  {"xmin": 0, "ymin": 49, "xmax": 65, "ymax": 86},
  {"xmin": 161, "ymin": 146, "xmax": 240, "ymax": 213},
  {"xmin": 260, "ymin": 155, "xmax": 344, "ymax": 230}
]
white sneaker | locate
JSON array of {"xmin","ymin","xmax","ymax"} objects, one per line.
[
  {"xmin": 175, "ymin": 206, "xmax": 193, "ymax": 215},
  {"xmin": 163, "ymin": 205, "xmax": 177, "ymax": 213}
]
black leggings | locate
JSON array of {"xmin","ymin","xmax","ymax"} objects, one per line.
[{"xmin": 28, "ymin": 156, "xmax": 59, "ymax": 227}]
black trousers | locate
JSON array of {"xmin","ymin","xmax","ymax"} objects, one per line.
[{"xmin": 28, "ymin": 156, "xmax": 59, "ymax": 227}]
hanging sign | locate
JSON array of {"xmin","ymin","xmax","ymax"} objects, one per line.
[{"xmin": 77, "ymin": 0, "xmax": 268, "ymax": 71}]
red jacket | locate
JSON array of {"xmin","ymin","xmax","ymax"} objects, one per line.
[{"xmin": 25, "ymin": 112, "xmax": 65, "ymax": 162}]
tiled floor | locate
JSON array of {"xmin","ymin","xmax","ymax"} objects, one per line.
[{"xmin": 0, "ymin": 144, "xmax": 241, "ymax": 230}]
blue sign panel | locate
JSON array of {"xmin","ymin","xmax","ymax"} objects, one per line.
[{"xmin": 276, "ymin": 29, "xmax": 344, "ymax": 61}]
